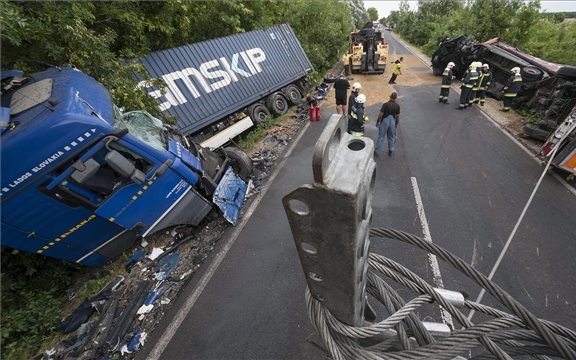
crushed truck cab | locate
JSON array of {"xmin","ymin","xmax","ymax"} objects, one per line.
[{"xmin": 1, "ymin": 67, "xmax": 251, "ymax": 267}]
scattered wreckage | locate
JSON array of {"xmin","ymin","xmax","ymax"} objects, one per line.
[{"xmin": 431, "ymin": 35, "xmax": 576, "ymax": 153}]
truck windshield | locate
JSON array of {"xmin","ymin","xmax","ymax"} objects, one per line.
[{"xmin": 114, "ymin": 109, "xmax": 168, "ymax": 151}]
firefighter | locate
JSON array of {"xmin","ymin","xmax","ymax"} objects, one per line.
[
  {"xmin": 475, "ymin": 63, "xmax": 492, "ymax": 106},
  {"xmin": 349, "ymin": 93, "xmax": 368, "ymax": 136},
  {"xmin": 439, "ymin": 62, "xmax": 455, "ymax": 104},
  {"xmin": 467, "ymin": 61, "xmax": 480, "ymax": 107},
  {"xmin": 501, "ymin": 67, "xmax": 522, "ymax": 112},
  {"xmin": 347, "ymin": 82, "xmax": 362, "ymax": 132},
  {"xmin": 458, "ymin": 63, "xmax": 477, "ymax": 110}
]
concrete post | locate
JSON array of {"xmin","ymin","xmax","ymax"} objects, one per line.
[{"xmin": 282, "ymin": 114, "xmax": 376, "ymax": 326}]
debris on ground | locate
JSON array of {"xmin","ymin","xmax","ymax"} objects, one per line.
[{"xmin": 39, "ymin": 95, "xmax": 318, "ymax": 360}]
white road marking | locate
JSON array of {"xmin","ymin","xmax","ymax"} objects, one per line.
[
  {"xmin": 145, "ymin": 118, "xmax": 313, "ymax": 360},
  {"xmin": 411, "ymin": 177, "xmax": 454, "ymax": 329}
]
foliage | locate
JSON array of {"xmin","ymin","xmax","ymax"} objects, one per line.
[
  {"xmin": 0, "ymin": 1, "xmax": 359, "ymax": 357},
  {"xmin": 347, "ymin": 0, "xmax": 369, "ymax": 28},
  {"xmin": 367, "ymin": 7, "xmax": 378, "ymax": 21},
  {"xmin": 1, "ymin": 250, "xmax": 80, "ymax": 360},
  {"xmin": 386, "ymin": 0, "xmax": 576, "ymax": 67},
  {"xmin": 284, "ymin": 0, "xmax": 353, "ymax": 73},
  {"xmin": 517, "ymin": 108, "xmax": 540, "ymax": 124},
  {"xmin": 0, "ymin": 0, "xmax": 356, "ymax": 117},
  {"xmin": 238, "ymin": 115, "xmax": 285, "ymax": 151}
]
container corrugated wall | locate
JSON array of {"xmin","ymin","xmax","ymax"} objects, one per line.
[{"xmin": 140, "ymin": 24, "xmax": 313, "ymax": 137}]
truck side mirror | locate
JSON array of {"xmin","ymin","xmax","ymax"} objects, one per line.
[{"xmin": 105, "ymin": 150, "xmax": 145, "ymax": 184}]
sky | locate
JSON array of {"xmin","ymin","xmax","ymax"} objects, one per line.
[{"xmin": 364, "ymin": 0, "xmax": 576, "ymax": 19}]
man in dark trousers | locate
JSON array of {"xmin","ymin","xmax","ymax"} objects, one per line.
[
  {"xmin": 439, "ymin": 62, "xmax": 455, "ymax": 104},
  {"xmin": 458, "ymin": 63, "xmax": 477, "ymax": 110},
  {"xmin": 349, "ymin": 94, "xmax": 368, "ymax": 136},
  {"xmin": 347, "ymin": 82, "xmax": 362, "ymax": 132},
  {"xmin": 388, "ymin": 57, "xmax": 403, "ymax": 84},
  {"xmin": 475, "ymin": 63, "xmax": 493, "ymax": 106},
  {"xmin": 374, "ymin": 92, "xmax": 400, "ymax": 157},
  {"xmin": 501, "ymin": 67, "xmax": 522, "ymax": 112},
  {"xmin": 333, "ymin": 74, "xmax": 350, "ymax": 115}
]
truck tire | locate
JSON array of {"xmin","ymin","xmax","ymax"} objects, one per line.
[
  {"xmin": 248, "ymin": 103, "xmax": 270, "ymax": 126},
  {"xmin": 521, "ymin": 66, "xmax": 544, "ymax": 82},
  {"xmin": 283, "ymin": 85, "xmax": 303, "ymax": 105},
  {"xmin": 223, "ymin": 147, "xmax": 253, "ymax": 181},
  {"xmin": 556, "ymin": 66, "xmax": 576, "ymax": 79},
  {"xmin": 265, "ymin": 92, "xmax": 289, "ymax": 116}
]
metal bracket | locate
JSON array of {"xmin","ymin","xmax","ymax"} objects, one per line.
[{"xmin": 282, "ymin": 114, "xmax": 376, "ymax": 326}]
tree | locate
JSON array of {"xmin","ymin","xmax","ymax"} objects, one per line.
[
  {"xmin": 367, "ymin": 7, "xmax": 378, "ymax": 21},
  {"xmin": 347, "ymin": 0, "xmax": 369, "ymax": 28}
]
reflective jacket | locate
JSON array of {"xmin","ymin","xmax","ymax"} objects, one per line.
[
  {"xmin": 503, "ymin": 74, "xmax": 522, "ymax": 96},
  {"xmin": 441, "ymin": 68, "xmax": 453, "ymax": 88},
  {"xmin": 477, "ymin": 70, "xmax": 492, "ymax": 90},
  {"xmin": 349, "ymin": 103, "xmax": 366, "ymax": 134},
  {"xmin": 463, "ymin": 70, "xmax": 478, "ymax": 88}
]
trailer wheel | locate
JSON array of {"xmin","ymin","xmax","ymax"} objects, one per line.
[
  {"xmin": 283, "ymin": 85, "xmax": 303, "ymax": 105},
  {"xmin": 248, "ymin": 103, "xmax": 270, "ymax": 126},
  {"xmin": 521, "ymin": 66, "xmax": 544, "ymax": 82},
  {"xmin": 265, "ymin": 92, "xmax": 289, "ymax": 116},
  {"xmin": 224, "ymin": 147, "xmax": 253, "ymax": 181}
]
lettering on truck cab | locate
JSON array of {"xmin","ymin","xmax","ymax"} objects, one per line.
[{"xmin": 138, "ymin": 48, "xmax": 267, "ymax": 111}]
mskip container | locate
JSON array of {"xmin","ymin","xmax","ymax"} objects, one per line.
[{"xmin": 137, "ymin": 24, "xmax": 314, "ymax": 148}]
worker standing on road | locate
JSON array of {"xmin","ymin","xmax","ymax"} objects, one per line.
[
  {"xmin": 469, "ymin": 61, "xmax": 482, "ymax": 106},
  {"xmin": 349, "ymin": 93, "xmax": 368, "ymax": 136},
  {"xmin": 333, "ymin": 74, "xmax": 350, "ymax": 115},
  {"xmin": 501, "ymin": 67, "xmax": 522, "ymax": 112},
  {"xmin": 439, "ymin": 62, "xmax": 455, "ymax": 104},
  {"xmin": 347, "ymin": 82, "xmax": 362, "ymax": 131},
  {"xmin": 374, "ymin": 92, "xmax": 400, "ymax": 157},
  {"xmin": 388, "ymin": 57, "xmax": 403, "ymax": 84},
  {"xmin": 458, "ymin": 63, "xmax": 477, "ymax": 110},
  {"xmin": 475, "ymin": 64, "xmax": 493, "ymax": 106}
]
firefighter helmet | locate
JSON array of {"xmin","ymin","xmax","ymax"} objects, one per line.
[
  {"xmin": 482, "ymin": 63, "xmax": 489, "ymax": 69},
  {"xmin": 355, "ymin": 94, "xmax": 366, "ymax": 104},
  {"xmin": 469, "ymin": 63, "xmax": 475, "ymax": 70},
  {"xmin": 352, "ymin": 82, "xmax": 362, "ymax": 91},
  {"xmin": 511, "ymin": 67, "xmax": 521, "ymax": 74},
  {"xmin": 447, "ymin": 62, "xmax": 455, "ymax": 68}
]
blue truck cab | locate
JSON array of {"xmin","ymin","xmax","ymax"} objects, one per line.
[{"xmin": 1, "ymin": 67, "xmax": 250, "ymax": 267}]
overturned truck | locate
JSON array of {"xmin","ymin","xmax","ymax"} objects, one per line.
[{"xmin": 432, "ymin": 36, "xmax": 576, "ymax": 142}]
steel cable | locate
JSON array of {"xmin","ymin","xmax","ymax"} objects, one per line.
[{"xmin": 302, "ymin": 227, "xmax": 576, "ymax": 360}]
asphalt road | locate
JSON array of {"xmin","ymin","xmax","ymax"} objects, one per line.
[{"xmin": 137, "ymin": 33, "xmax": 576, "ymax": 360}]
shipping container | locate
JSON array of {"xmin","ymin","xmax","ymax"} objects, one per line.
[{"xmin": 137, "ymin": 24, "xmax": 314, "ymax": 147}]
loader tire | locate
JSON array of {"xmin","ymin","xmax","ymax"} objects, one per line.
[{"xmin": 224, "ymin": 147, "xmax": 253, "ymax": 181}]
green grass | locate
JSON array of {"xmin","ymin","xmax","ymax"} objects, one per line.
[
  {"xmin": 517, "ymin": 108, "xmax": 540, "ymax": 124},
  {"xmin": 237, "ymin": 112, "xmax": 296, "ymax": 152}
]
